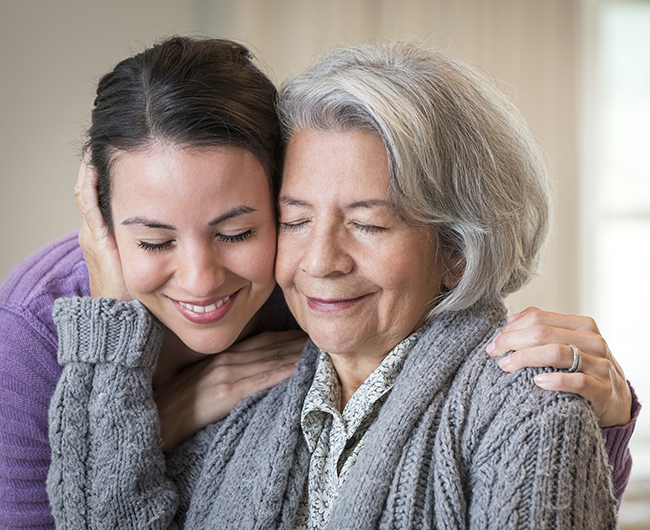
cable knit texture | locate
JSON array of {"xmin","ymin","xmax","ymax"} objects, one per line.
[
  {"xmin": 48, "ymin": 296, "xmax": 618, "ymax": 529},
  {"xmin": 0, "ymin": 232, "xmax": 298, "ymax": 530}
]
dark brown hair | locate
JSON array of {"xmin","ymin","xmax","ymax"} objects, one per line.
[{"xmin": 86, "ymin": 36, "xmax": 281, "ymax": 229}]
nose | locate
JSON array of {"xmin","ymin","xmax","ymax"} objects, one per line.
[
  {"xmin": 175, "ymin": 242, "xmax": 227, "ymax": 298},
  {"xmin": 300, "ymin": 221, "xmax": 353, "ymax": 278}
]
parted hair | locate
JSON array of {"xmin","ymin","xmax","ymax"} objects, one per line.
[
  {"xmin": 278, "ymin": 41, "xmax": 551, "ymax": 315},
  {"xmin": 86, "ymin": 36, "xmax": 281, "ymax": 229}
]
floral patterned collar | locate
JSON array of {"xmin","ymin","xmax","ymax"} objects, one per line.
[{"xmin": 295, "ymin": 329, "xmax": 422, "ymax": 529}]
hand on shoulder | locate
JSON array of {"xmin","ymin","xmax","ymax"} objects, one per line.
[{"xmin": 486, "ymin": 307, "xmax": 632, "ymax": 428}]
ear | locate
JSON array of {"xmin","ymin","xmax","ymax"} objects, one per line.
[{"xmin": 441, "ymin": 250, "xmax": 465, "ymax": 289}]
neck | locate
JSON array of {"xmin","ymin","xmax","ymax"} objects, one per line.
[
  {"xmin": 329, "ymin": 353, "xmax": 386, "ymax": 411},
  {"xmin": 152, "ymin": 307, "xmax": 264, "ymax": 389},
  {"xmin": 152, "ymin": 329, "xmax": 202, "ymax": 389}
]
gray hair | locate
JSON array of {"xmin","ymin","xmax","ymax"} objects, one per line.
[{"xmin": 278, "ymin": 41, "xmax": 551, "ymax": 316}]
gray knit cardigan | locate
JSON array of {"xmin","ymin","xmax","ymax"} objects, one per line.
[{"xmin": 47, "ymin": 297, "xmax": 617, "ymax": 529}]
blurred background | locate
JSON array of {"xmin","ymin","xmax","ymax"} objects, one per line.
[{"xmin": 1, "ymin": 0, "xmax": 648, "ymax": 526}]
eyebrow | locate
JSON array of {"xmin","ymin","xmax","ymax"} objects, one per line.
[
  {"xmin": 121, "ymin": 206, "xmax": 257, "ymax": 230},
  {"xmin": 278, "ymin": 197, "xmax": 310, "ymax": 208},
  {"xmin": 344, "ymin": 199, "xmax": 390, "ymax": 210},
  {"xmin": 278, "ymin": 196, "xmax": 390, "ymax": 210},
  {"xmin": 209, "ymin": 206, "xmax": 256, "ymax": 226}
]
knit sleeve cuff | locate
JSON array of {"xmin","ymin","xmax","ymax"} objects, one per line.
[
  {"xmin": 603, "ymin": 381, "xmax": 641, "ymax": 453},
  {"xmin": 602, "ymin": 381, "xmax": 641, "ymax": 500},
  {"xmin": 52, "ymin": 297, "xmax": 164, "ymax": 368}
]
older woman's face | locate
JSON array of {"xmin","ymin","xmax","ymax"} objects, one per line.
[{"xmin": 276, "ymin": 130, "xmax": 447, "ymax": 360}]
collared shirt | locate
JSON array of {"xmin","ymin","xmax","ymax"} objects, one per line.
[{"xmin": 295, "ymin": 330, "xmax": 422, "ymax": 530}]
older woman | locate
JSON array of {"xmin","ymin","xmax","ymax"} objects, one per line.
[{"xmin": 48, "ymin": 41, "xmax": 621, "ymax": 528}]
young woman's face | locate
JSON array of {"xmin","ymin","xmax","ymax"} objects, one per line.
[{"xmin": 110, "ymin": 145, "xmax": 277, "ymax": 354}]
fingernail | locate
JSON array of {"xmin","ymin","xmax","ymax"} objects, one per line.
[
  {"xmin": 507, "ymin": 312, "xmax": 523, "ymax": 323},
  {"xmin": 534, "ymin": 374, "xmax": 549, "ymax": 385},
  {"xmin": 498, "ymin": 355, "xmax": 511, "ymax": 369},
  {"xmin": 486, "ymin": 340, "xmax": 495, "ymax": 354}
]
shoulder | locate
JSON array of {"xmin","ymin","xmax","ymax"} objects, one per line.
[
  {"xmin": 453, "ymin": 347, "xmax": 601, "ymax": 453},
  {"xmin": 0, "ymin": 231, "xmax": 89, "ymax": 344},
  {"xmin": 0, "ymin": 236, "xmax": 87, "ymax": 521}
]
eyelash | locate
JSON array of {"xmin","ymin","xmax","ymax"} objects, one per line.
[
  {"xmin": 279, "ymin": 220, "xmax": 385, "ymax": 235},
  {"xmin": 279, "ymin": 221, "xmax": 308, "ymax": 232},
  {"xmin": 354, "ymin": 223, "xmax": 386, "ymax": 234},
  {"xmin": 138, "ymin": 230, "xmax": 254, "ymax": 253},
  {"xmin": 217, "ymin": 230, "xmax": 254, "ymax": 243},
  {"xmin": 138, "ymin": 240, "xmax": 174, "ymax": 253}
]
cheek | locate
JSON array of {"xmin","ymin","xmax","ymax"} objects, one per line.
[
  {"xmin": 373, "ymin": 243, "xmax": 441, "ymax": 301},
  {"xmin": 274, "ymin": 237, "xmax": 299, "ymax": 290},
  {"xmin": 118, "ymin": 247, "xmax": 171, "ymax": 296},
  {"xmin": 242, "ymin": 237, "xmax": 277, "ymax": 284}
]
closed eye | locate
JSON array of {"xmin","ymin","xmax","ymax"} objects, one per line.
[
  {"xmin": 279, "ymin": 219, "xmax": 310, "ymax": 232},
  {"xmin": 217, "ymin": 230, "xmax": 254, "ymax": 243},
  {"xmin": 138, "ymin": 240, "xmax": 174, "ymax": 253},
  {"xmin": 353, "ymin": 222, "xmax": 386, "ymax": 234}
]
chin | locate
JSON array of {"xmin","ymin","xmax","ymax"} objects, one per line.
[
  {"xmin": 182, "ymin": 333, "xmax": 238, "ymax": 355},
  {"xmin": 305, "ymin": 327, "xmax": 362, "ymax": 357}
]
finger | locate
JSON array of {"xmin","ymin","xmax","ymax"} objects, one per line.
[
  {"xmin": 487, "ymin": 325, "xmax": 608, "ymax": 359},
  {"xmin": 496, "ymin": 343, "xmax": 606, "ymax": 376},
  {"xmin": 215, "ymin": 344, "xmax": 306, "ymax": 367},
  {"xmin": 74, "ymin": 160, "xmax": 86, "ymax": 201},
  {"xmin": 204, "ymin": 351, "xmax": 302, "ymax": 383},
  {"xmin": 505, "ymin": 306, "xmax": 538, "ymax": 324},
  {"xmin": 212, "ymin": 361, "xmax": 298, "ymax": 411},
  {"xmin": 224, "ymin": 330, "xmax": 307, "ymax": 353},
  {"xmin": 77, "ymin": 164, "xmax": 106, "ymax": 235},
  {"xmin": 532, "ymin": 371, "xmax": 598, "ymax": 403},
  {"xmin": 164, "ymin": 361, "xmax": 299, "ymax": 449},
  {"xmin": 503, "ymin": 307, "xmax": 599, "ymax": 335}
]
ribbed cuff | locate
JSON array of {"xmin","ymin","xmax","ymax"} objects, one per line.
[
  {"xmin": 53, "ymin": 297, "xmax": 164, "ymax": 368},
  {"xmin": 603, "ymin": 382, "xmax": 641, "ymax": 501}
]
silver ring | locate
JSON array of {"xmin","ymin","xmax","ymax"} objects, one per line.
[{"xmin": 567, "ymin": 344, "xmax": 582, "ymax": 373}]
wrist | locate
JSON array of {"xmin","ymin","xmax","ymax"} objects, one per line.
[{"xmin": 53, "ymin": 297, "xmax": 163, "ymax": 367}]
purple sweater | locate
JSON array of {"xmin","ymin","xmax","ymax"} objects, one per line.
[{"xmin": 0, "ymin": 232, "xmax": 640, "ymax": 529}]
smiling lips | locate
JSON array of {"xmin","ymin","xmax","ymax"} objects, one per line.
[
  {"xmin": 173, "ymin": 291, "xmax": 238, "ymax": 324},
  {"xmin": 306, "ymin": 293, "xmax": 372, "ymax": 313},
  {"xmin": 178, "ymin": 296, "xmax": 230, "ymax": 313}
]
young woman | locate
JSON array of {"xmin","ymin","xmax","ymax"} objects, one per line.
[
  {"xmin": 0, "ymin": 36, "xmax": 306, "ymax": 530},
  {"xmin": 0, "ymin": 36, "xmax": 637, "ymax": 529}
]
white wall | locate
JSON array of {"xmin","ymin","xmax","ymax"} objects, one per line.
[
  {"xmin": 0, "ymin": 0, "xmax": 197, "ymax": 278},
  {"xmin": 1, "ymin": 0, "xmax": 583, "ymax": 315}
]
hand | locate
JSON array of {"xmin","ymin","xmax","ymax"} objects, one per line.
[
  {"xmin": 75, "ymin": 160, "xmax": 131, "ymax": 300},
  {"xmin": 154, "ymin": 330, "xmax": 307, "ymax": 449},
  {"xmin": 486, "ymin": 307, "xmax": 632, "ymax": 428}
]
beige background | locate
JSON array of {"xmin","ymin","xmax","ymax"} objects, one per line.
[
  {"xmin": 0, "ymin": 0, "xmax": 584, "ymax": 315},
  {"xmin": 2, "ymin": 1, "xmax": 649, "ymax": 526}
]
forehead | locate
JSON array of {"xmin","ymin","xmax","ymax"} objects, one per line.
[
  {"xmin": 281, "ymin": 129, "xmax": 390, "ymax": 199},
  {"xmin": 108, "ymin": 144, "xmax": 274, "ymax": 222},
  {"xmin": 111, "ymin": 145, "xmax": 268, "ymax": 192}
]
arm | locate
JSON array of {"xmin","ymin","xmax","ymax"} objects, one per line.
[
  {"xmin": 155, "ymin": 330, "xmax": 304, "ymax": 449},
  {"xmin": 0, "ymin": 307, "xmax": 58, "ymax": 530},
  {"xmin": 603, "ymin": 384, "xmax": 641, "ymax": 501},
  {"xmin": 486, "ymin": 307, "xmax": 637, "ymax": 501},
  {"xmin": 470, "ymin": 390, "xmax": 618, "ymax": 528},
  {"xmin": 75, "ymin": 161, "xmax": 303, "ymax": 450},
  {"xmin": 47, "ymin": 297, "xmax": 179, "ymax": 529}
]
